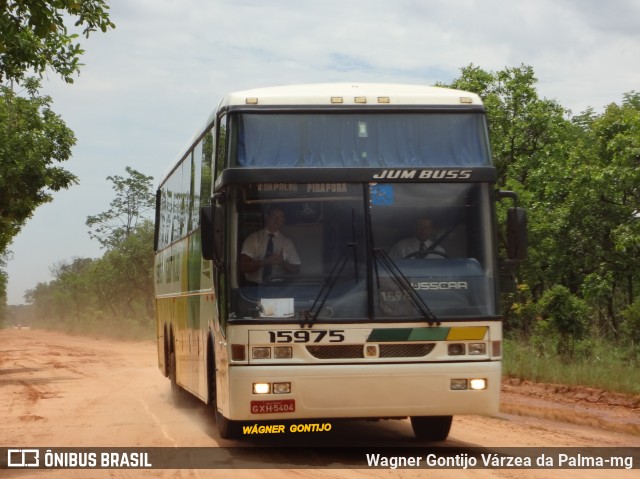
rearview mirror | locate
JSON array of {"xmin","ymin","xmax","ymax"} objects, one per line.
[
  {"xmin": 200, "ymin": 194, "xmax": 225, "ymax": 268},
  {"xmin": 200, "ymin": 204, "xmax": 215, "ymax": 261},
  {"xmin": 506, "ymin": 207, "xmax": 527, "ymax": 261}
]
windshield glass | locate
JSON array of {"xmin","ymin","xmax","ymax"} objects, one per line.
[
  {"xmin": 233, "ymin": 112, "xmax": 490, "ymax": 168},
  {"xmin": 370, "ymin": 183, "xmax": 497, "ymax": 318},
  {"xmin": 227, "ymin": 182, "xmax": 497, "ymax": 322},
  {"xmin": 230, "ymin": 183, "xmax": 368, "ymax": 321}
]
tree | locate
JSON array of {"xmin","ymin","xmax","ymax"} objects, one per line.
[
  {"xmin": 444, "ymin": 65, "xmax": 640, "ymax": 341},
  {"xmin": 1, "ymin": 1, "xmax": 115, "ymax": 311},
  {"xmin": 440, "ymin": 64, "xmax": 569, "ymax": 188},
  {"xmin": 85, "ymin": 167, "xmax": 156, "ymax": 320},
  {"xmin": 535, "ymin": 285, "xmax": 589, "ymax": 358},
  {"xmin": 440, "ymin": 64, "xmax": 573, "ymax": 298},
  {"xmin": 86, "ymin": 167, "xmax": 155, "ymax": 249},
  {"xmin": 0, "ymin": 80, "xmax": 77, "ymax": 256},
  {"xmin": 0, "ymin": 0, "xmax": 115, "ymax": 86},
  {"xmin": 49, "ymin": 257, "xmax": 95, "ymax": 319},
  {"xmin": 93, "ymin": 220, "xmax": 155, "ymax": 319}
]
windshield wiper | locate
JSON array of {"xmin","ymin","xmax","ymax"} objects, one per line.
[
  {"xmin": 299, "ymin": 242, "xmax": 357, "ymax": 328},
  {"xmin": 373, "ymin": 248, "xmax": 440, "ymax": 326}
]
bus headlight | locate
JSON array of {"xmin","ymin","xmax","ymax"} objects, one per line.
[
  {"xmin": 450, "ymin": 379, "xmax": 468, "ymax": 390},
  {"xmin": 469, "ymin": 378, "xmax": 487, "ymax": 390},
  {"xmin": 274, "ymin": 347, "xmax": 292, "ymax": 359},
  {"xmin": 272, "ymin": 382, "xmax": 291, "ymax": 394},
  {"xmin": 253, "ymin": 383, "xmax": 271, "ymax": 394},
  {"xmin": 450, "ymin": 378, "xmax": 487, "ymax": 390},
  {"xmin": 252, "ymin": 347, "xmax": 271, "ymax": 359},
  {"xmin": 468, "ymin": 343, "xmax": 486, "ymax": 355},
  {"xmin": 448, "ymin": 343, "xmax": 465, "ymax": 355}
]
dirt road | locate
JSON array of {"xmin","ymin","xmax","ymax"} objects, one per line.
[{"xmin": 1, "ymin": 328, "xmax": 638, "ymax": 478}]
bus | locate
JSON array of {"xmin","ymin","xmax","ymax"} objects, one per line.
[{"xmin": 154, "ymin": 83, "xmax": 527, "ymax": 440}]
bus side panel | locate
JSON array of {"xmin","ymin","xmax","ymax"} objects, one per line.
[
  {"xmin": 213, "ymin": 316, "xmax": 231, "ymax": 413},
  {"xmin": 155, "ymin": 297, "xmax": 167, "ymax": 376},
  {"xmin": 154, "ymin": 251, "xmax": 172, "ymax": 376}
]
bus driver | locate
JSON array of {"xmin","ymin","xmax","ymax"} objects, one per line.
[
  {"xmin": 239, "ymin": 207, "xmax": 301, "ymax": 284},
  {"xmin": 389, "ymin": 217, "xmax": 446, "ymax": 259}
]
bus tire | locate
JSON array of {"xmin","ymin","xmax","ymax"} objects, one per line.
[
  {"xmin": 410, "ymin": 415, "xmax": 452, "ymax": 441},
  {"xmin": 215, "ymin": 409, "xmax": 240, "ymax": 439},
  {"xmin": 168, "ymin": 351, "xmax": 186, "ymax": 407}
]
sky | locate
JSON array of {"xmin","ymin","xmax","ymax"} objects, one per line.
[{"xmin": 5, "ymin": 0, "xmax": 640, "ymax": 304}]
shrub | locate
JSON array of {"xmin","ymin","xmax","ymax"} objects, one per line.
[
  {"xmin": 534, "ymin": 285, "xmax": 589, "ymax": 358},
  {"xmin": 620, "ymin": 299, "xmax": 640, "ymax": 348}
]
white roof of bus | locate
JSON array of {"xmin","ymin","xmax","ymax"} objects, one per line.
[{"xmin": 219, "ymin": 82, "xmax": 482, "ymax": 108}]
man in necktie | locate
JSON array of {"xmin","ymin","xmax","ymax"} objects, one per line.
[
  {"xmin": 263, "ymin": 233, "xmax": 275, "ymax": 280},
  {"xmin": 240, "ymin": 208, "xmax": 301, "ymax": 284},
  {"xmin": 389, "ymin": 217, "xmax": 446, "ymax": 259}
]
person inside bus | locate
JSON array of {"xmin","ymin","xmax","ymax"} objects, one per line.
[
  {"xmin": 239, "ymin": 207, "xmax": 301, "ymax": 284},
  {"xmin": 389, "ymin": 217, "xmax": 446, "ymax": 259}
]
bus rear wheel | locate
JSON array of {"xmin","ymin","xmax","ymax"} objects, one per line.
[
  {"xmin": 410, "ymin": 415, "xmax": 452, "ymax": 441},
  {"xmin": 168, "ymin": 351, "xmax": 186, "ymax": 406}
]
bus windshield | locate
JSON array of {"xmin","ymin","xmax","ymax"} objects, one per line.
[
  {"xmin": 228, "ymin": 182, "xmax": 498, "ymax": 322},
  {"xmin": 233, "ymin": 112, "xmax": 491, "ymax": 168}
]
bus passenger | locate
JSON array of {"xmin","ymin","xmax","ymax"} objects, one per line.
[
  {"xmin": 239, "ymin": 207, "xmax": 301, "ymax": 284},
  {"xmin": 389, "ymin": 217, "xmax": 446, "ymax": 259}
]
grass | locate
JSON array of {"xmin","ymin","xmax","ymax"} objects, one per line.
[{"xmin": 503, "ymin": 337, "xmax": 640, "ymax": 395}]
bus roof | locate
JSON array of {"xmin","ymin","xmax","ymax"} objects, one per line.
[{"xmin": 220, "ymin": 83, "xmax": 482, "ymax": 108}]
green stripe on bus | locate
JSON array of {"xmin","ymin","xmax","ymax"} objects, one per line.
[
  {"xmin": 367, "ymin": 328, "xmax": 450, "ymax": 342},
  {"xmin": 409, "ymin": 328, "xmax": 450, "ymax": 341}
]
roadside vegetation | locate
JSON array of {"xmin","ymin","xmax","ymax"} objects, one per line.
[
  {"xmin": 504, "ymin": 337, "xmax": 640, "ymax": 395},
  {"xmin": 2, "ymin": 27, "xmax": 640, "ymax": 396},
  {"xmin": 9, "ymin": 167, "xmax": 157, "ymax": 340}
]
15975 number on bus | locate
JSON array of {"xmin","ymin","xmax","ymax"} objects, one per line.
[{"xmin": 268, "ymin": 330, "xmax": 345, "ymax": 343}]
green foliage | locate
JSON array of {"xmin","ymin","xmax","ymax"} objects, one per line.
[
  {"xmin": 504, "ymin": 337, "xmax": 640, "ymax": 394},
  {"xmin": 537, "ymin": 285, "xmax": 589, "ymax": 338},
  {"xmin": 91, "ymin": 219, "xmax": 155, "ymax": 319},
  {"xmin": 26, "ymin": 221, "xmax": 155, "ymax": 326},
  {"xmin": 620, "ymin": 300, "xmax": 640, "ymax": 348},
  {"xmin": 0, "ymin": 0, "xmax": 115, "ymax": 86},
  {"xmin": 445, "ymin": 65, "xmax": 640, "ymax": 350},
  {"xmin": 441, "ymin": 64, "xmax": 569, "ymax": 188},
  {"xmin": 25, "ymin": 167, "xmax": 156, "ymax": 330},
  {"xmin": 532, "ymin": 285, "xmax": 589, "ymax": 358},
  {"xmin": 86, "ymin": 167, "xmax": 155, "ymax": 249},
  {"xmin": 503, "ymin": 283, "xmax": 537, "ymax": 336},
  {"xmin": 0, "ymin": 82, "xmax": 77, "ymax": 256}
]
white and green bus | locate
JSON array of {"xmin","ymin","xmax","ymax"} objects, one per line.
[{"xmin": 154, "ymin": 83, "xmax": 527, "ymax": 440}]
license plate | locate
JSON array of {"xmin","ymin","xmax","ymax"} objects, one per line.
[{"xmin": 250, "ymin": 399, "xmax": 295, "ymax": 414}]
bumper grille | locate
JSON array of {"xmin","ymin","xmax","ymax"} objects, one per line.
[
  {"xmin": 380, "ymin": 343, "xmax": 435, "ymax": 358},
  {"xmin": 306, "ymin": 343, "xmax": 435, "ymax": 359},
  {"xmin": 306, "ymin": 345, "xmax": 363, "ymax": 359}
]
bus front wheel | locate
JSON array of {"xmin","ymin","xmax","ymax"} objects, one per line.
[
  {"xmin": 215, "ymin": 409, "xmax": 240, "ymax": 439},
  {"xmin": 410, "ymin": 415, "xmax": 452, "ymax": 441}
]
